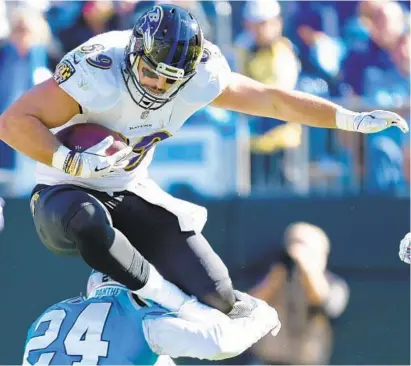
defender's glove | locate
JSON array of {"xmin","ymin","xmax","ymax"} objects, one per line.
[
  {"xmin": 399, "ymin": 233, "xmax": 411, "ymax": 264},
  {"xmin": 336, "ymin": 109, "xmax": 409, "ymax": 134},
  {"xmin": 52, "ymin": 136, "xmax": 132, "ymax": 178},
  {"xmin": 229, "ymin": 290, "xmax": 281, "ymax": 337}
]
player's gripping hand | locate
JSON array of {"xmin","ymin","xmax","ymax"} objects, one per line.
[
  {"xmin": 399, "ymin": 233, "xmax": 411, "ymax": 264},
  {"xmin": 337, "ymin": 109, "xmax": 409, "ymax": 134},
  {"xmin": 52, "ymin": 136, "xmax": 132, "ymax": 178}
]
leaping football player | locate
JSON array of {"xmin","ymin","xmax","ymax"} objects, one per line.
[{"xmin": 0, "ymin": 4, "xmax": 408, "ymax": 318}]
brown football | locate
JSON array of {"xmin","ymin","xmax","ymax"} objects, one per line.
[{"xmin": 55, "ymin": 123, "xmax": 128, "ymax": 155}]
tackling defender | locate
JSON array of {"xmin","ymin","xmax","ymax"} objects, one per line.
[
  {"xmin": 23, "ymin": 271, "xmax": 280, "ymax": 365},
  {"xmin": 0, "ymin": 5, "xmax": 408, "ymax": 315}
]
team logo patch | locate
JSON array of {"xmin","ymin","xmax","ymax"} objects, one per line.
[
  {"xmin": 138, "ymin": 6, "xmax": 163, "ymax": 53},
  {"xmin": 54, "ymin": 60, "xmax": 75, "ymax": 85},
  {"xmin": 86, "ymin": 54, "xmax": 113, "ymax": 69}
]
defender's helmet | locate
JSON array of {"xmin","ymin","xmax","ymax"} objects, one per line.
[{"xmin": 124, "ymin": 4, "xmax": 204, "ymax": 110}]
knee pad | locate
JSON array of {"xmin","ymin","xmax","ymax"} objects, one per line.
[
  {"xmin": 33, "ymin": 185, "xmax": 112, "ymax": 255},
  {"xmin": 64, "ymin": 198, "xmax": 112, "ymax": 248}
]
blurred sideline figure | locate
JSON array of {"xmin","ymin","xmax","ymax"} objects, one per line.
[
  {"xmin": 249, "ymin": 222, "xmax": 350, "ymax": 365},
  {"xmin": 399, "ymin": 232, "xmax": 410, "ymax": 264},
  {"xmin": 235, "ymin": 0, "xmax": 303, "ymax": 186},
  {"xmin": 23, "ymin": 271, "xmax": 280, "ymax": 365}
]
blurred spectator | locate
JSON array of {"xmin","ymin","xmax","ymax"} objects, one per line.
[
  {"xmin": 56, "ymin": 1, "xmax": 152, "ymax": 56},
  {"xmin": 341, "ymin": 0, "xmax": 410, "ymax": 101},
  {"xmin": 48, "ymin": 1, "xmax": 146, "ymax": 68},
  {"xmin": 249, "ymin": 222, "xmax": 350, "ymax": 365},
  {"xmin": 295, "ymin": 24, "xmax": 345, "ymax": 94},
  {"xmin": 113, "ymin": 1, "xmax": 146, "ymax": 30},
  {"xmin": 46, "ymin": 2, "xmax": 84, "ymax": 36},
  {"xmin": 335, "ymin": 1, "xmax": 410, "ymax": 195},
  {"xmin": 361, "ymin": 30, "xmax": 411, "ymax": 108},
  {"xmin": 391, "ymin": 31, "xmax": 410, "ymax": 78},
  {"xmin": 365, "ymin": 134, "xmax": 407, "ymax": 194},
  {"xmin": 0, "ymin": 7, "xmax": 51, "ymax": 191},
  {"xmin": 157, "ymin": 0, "xmax": 213, "ymax": 41},
  {"xmin": 251, "ymin": 123, "xmax": 302, "ymax": 154},
  {"xmin": 57, "ymin": 1, "xmax": 117, "ymax": 54},
  {"xmin": 298, "ymin": 1, "xmax": 410, "ymax": 195},
  {"xmin": 235, "ymin": 0, "xmax": 300, "ymax": 89},
  {"xmin": 290, "ymin": 1, "xmax": 346, "ymax": 96},
  {"xmin": 0, "ymin": 7, "xmax": 52, "ymax": 113},
  {"xmin": 234, "ymin": 0, "xmax": 302, "ymax": 191}
]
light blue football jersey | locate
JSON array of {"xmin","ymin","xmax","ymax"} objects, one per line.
[{"xmin": 23, "ymin": 286, "xmax": 168, "ymax": 365}]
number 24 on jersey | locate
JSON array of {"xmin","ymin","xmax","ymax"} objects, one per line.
[{"xmin": 23, "ymin": 303, "xmax": 111, "ymax": 365}]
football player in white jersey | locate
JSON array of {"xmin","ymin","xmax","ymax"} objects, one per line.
[{"xmin": 0, "ymin": 4, "xmax": 408, "ymax": 317}]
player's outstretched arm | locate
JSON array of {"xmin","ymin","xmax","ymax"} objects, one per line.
[
  {"xmin": 0, "ymin": 78, "xmax": 79, "ymax": 165},
  {"xmin": 143, "ymin": 292, "xmax": 280, "ymax": 360},
  {"xmin": 211, "ymin": 73, "xmax": 408, "ymax": 134}
]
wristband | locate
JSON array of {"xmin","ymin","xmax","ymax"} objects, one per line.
[
  {"xmin": 52, "ymin": 145, "xmax": 80, "ymax": 176},
  {"xmin": 335, "ymin": 108, "xmax": 358, "ymax": 132}
]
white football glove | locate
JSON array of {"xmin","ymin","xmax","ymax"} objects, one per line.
[
  {"xmin": 230, "ymin": 290, "xmax": 281, "ymax": 337},
  {"xmin": 336, "ymin": 109, "xmax": 409, "ymax": 134},
  {"xmin": 52, "ymin": 136, "xmax": 132, "ymax": 178},
  {"xmin": 398, "ymin": 232, "xmax": 411, "ymax": 264}
]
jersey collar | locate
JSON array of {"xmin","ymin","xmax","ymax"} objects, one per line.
[{"xmin": 88, "ymin": 283, "xmax": 128, "ymax": 299}]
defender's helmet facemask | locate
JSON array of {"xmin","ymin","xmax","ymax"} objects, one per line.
[{"xmin": 123, "ymin": 4, "xmax": 204, "ymax": 110}]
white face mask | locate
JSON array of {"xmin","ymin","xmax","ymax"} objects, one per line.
[
  {"xmin": 123, "ymin": 54, "xmax": 191, "ymax": 111},
  {"xmin": 133, "ymin": 57, "xmax": 186, "ymax": 98}
]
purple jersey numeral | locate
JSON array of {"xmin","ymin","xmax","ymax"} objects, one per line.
[
  {"xmin": 125, "ymin": 131, "xmax": 171, "ymax": 171},
  {"xmin": 86, "ymin": 54, "xmax": 113, "ymax": 69}
]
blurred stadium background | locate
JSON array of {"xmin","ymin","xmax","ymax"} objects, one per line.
[{"xmin": 0, "ymin": 0, "xmax": 409, "ymax": 365}]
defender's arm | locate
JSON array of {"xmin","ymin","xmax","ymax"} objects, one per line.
[
  {"xmin": 0, "ymin": 78, "xmax": 80, "ymax": 165},
  {"xmin": 211, "ymin": 72, "xmax": 408, "ymax": 133},
  {"xmin": 143, "ymin": 294, "xmax": 280, "ymax": 360}
]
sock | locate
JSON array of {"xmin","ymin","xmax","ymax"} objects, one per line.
[{"xmin": 134, "ymin": 264, "xmax": 192, "ymax": 311}]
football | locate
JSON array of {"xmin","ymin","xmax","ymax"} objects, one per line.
[{"xmin": 55, "ymin": 123, "xmax": 128, "ymax": 156}]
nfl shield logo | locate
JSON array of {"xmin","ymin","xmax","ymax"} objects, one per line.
[{"xmin": 141, "ymin": 110, "xmax": 150, "ymax": 119}]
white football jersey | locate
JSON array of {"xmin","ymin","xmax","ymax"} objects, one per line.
[
  {"xmin": 35, "ymin": 31, "xmax": 231, "ymax": 232},
  {"xmin": 36, "ymin": 30, "xmax": 230, "ymax": 191}
]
